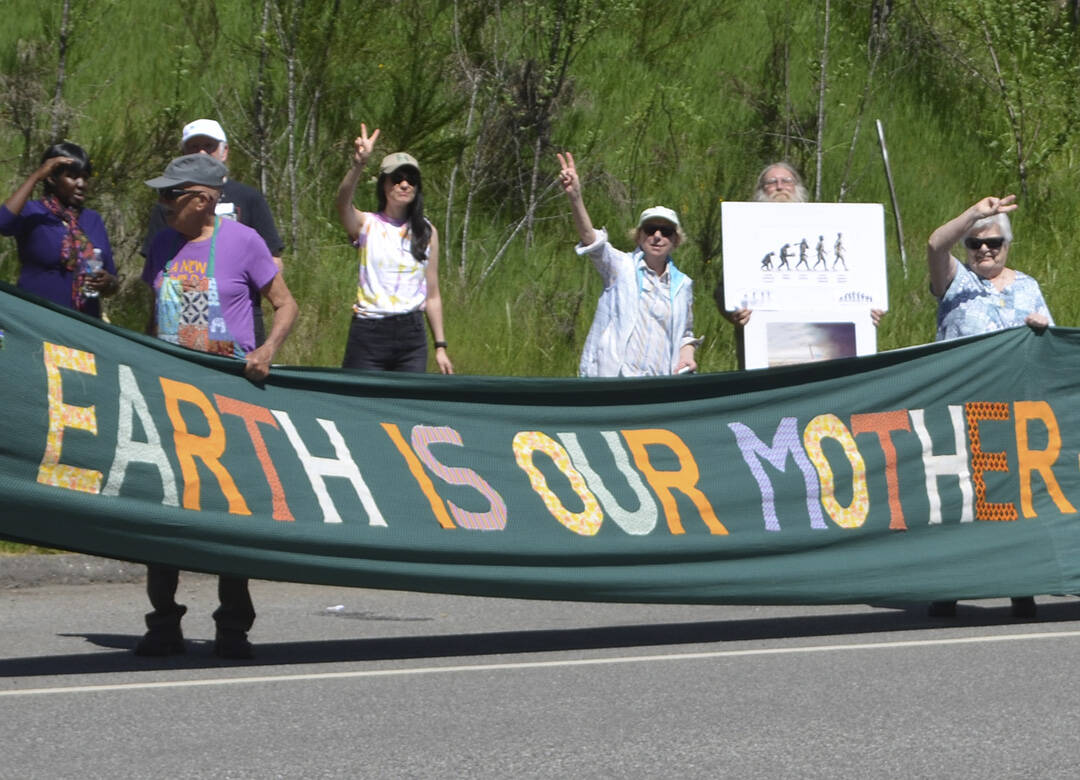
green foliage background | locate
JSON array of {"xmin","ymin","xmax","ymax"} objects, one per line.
[{"xmin": 3, "ymin": 0, "xmax": 1080, "ymax": 378}]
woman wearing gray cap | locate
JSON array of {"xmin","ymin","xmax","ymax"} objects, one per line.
[
  {"xmin": 335, "ymin": 124, "xmax": 453, "ymax": 374},
  {"xmin": 557, "ymin": 151, "xmax": 699, "ymax": 377}
]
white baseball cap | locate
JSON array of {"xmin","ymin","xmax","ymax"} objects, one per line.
[
  {"xmin": 181, "ymin": 118, "xmax": 227, "ymax": 146},
  {"xmin": 637, "ymin": 205, "xmax": 680, "ymax": 229}
]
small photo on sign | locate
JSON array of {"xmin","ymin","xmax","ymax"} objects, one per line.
[
  {"xmin": 765, "ymin": 321, "xmax": 857, "ymax": 367},
  {"xmin": 742, "ymin": 309, "xmax": 876, "ymax": 369}
]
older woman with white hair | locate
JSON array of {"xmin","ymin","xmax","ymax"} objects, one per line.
[
  {"xmin": 928, "ymin": 194, "xmax": 1051, "ymax": 342},
  {"xmin": 557, "ymin": 151, "xmax": 699, "ymax": 377},
  {"xmin": 926, "ymin": 194, "xmax": 1049, "ymax": 620}
]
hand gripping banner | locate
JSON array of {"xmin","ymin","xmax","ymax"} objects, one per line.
[{"xmin": 2, "ymin": 282, "xmax": 1080, "ymax": 604}]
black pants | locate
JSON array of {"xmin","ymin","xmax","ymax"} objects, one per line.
[
  {"xmin": 144, "ymin": 564, "xmax": 255, "ymax": 634},
  {"xmin": 341, "ymin": 311, "xmax": 427, "ymax": 372},
  {"xmin": 253, "ymin": 305, "xmax": 266, "ymax": 347}
]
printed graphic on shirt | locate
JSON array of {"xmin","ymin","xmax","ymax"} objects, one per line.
[
  {"xmin": 155, "ymin": 254, "xmax": 241, "ymax": 358},
  {"xmin": 353, "ymin": 213, "xmax": 428, "ymax": 318}
]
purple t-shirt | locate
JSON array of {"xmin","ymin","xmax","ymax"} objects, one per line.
[
  {"xmin": 0, "ymin": 201, "xmax": 116, "ymax": 316},
  {"xmin": 142, "ymin": 218, "xmax": 278, "ymax": 354}
]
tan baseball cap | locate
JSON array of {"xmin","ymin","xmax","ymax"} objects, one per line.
[{"xmin": 379, "ymin": 152, "xmax": 421, "ymax": 175}]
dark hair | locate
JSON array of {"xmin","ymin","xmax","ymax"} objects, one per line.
[
  {"xmin": 376, "ymin": 166, "xmax": 430, "ymax": 261},
  {"xmin": 40, "ymin": 141, "xmax": 93, "ymax": 196}
]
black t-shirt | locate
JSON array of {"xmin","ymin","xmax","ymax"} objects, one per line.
[{"xmin": 140, "ymin": 178, "xmax": 284, "ymax": 257}]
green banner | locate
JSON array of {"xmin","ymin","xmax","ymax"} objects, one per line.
[{"xmin": 2, "ymin": 282, "xmax": 1079, "ymax": 604}]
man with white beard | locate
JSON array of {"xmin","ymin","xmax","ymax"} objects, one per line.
[{"xmin": 716, "ymin": 162, "xmax": 881, "ymax": 368}]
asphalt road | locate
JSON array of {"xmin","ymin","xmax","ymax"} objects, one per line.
[{"xmin": 3, "ymin": 554, "xmax": 1080, "ymax": 779}]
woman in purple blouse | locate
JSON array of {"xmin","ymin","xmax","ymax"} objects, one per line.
[{"xmin": 0, "ymin": 142, "xmax": 118, "ymax": 316}]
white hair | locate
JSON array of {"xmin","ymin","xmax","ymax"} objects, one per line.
[
  {"xmin": 753, "ymin": 162, "xmax": 809, "ymax": 203},
  {"xmin": 968, "ymin": 212, "xmax": 1013, "ymax": 243}
]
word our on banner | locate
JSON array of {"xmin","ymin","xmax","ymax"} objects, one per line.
[{"xmin": 2, "ymin": 282, "xmax": 1080, "ymax": 604}]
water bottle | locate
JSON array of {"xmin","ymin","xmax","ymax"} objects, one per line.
[{"xmin": 83, "ymin": 248, "xmax": 103, "ymax": 298}]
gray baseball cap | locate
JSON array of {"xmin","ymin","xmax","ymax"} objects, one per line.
[{"xmin": 145, "ymin": 154, "xmax": 228, "ymax": 189}]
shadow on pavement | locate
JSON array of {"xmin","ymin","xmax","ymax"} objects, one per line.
[{"xmin": 1, "ymin": 599, "xmax": 1078, "ymax": 678}]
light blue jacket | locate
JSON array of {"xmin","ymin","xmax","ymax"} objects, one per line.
[{"xmin": 577, "ymin": 228, "xmax": 698, "ymax": 377}]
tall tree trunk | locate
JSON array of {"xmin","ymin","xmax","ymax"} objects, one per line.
[
  {"xmin": 983, "ymin": 22, "xmax": 1027, "ymax": 199},
  {"xmin": 255, "ymin": 0, "xmax": 272, "ymax": 194},
  {"xmin": 783, "ymin": 0, "xmax": 793, "ymax": 159},
  {"xmin": 447, "ymin": 0, "xmax": 481, "ymax": 275},
  {"xmin": 51, "ymin": 0, "xmax": 72, "ymax": 140},
  {"xmin": 272, "ymin": 0, "xmax": 305, "ymax": 251},
  {"xmin": 525, "ymin": 135, "xmax": 543, "ymax": 247},
  {"xmin": 814, "ymin": 0, "xmax": 830, "ymax": 201},
  {"xmin": 838, "ymin": 8, "xmax": 888, "ymax": 202}
]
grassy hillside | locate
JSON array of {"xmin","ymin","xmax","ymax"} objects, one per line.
[{"xmin": 2, "ymin": 0, "xmax": 1079, "ymax": 376}]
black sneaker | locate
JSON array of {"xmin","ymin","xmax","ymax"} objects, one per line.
[
  {"xmin": 214, "ymin": 630, "xmax": 254, "ymax": 660},
  {"xmin": 134, "ymin": 629, "xmax": 185, "ymax": 656}
]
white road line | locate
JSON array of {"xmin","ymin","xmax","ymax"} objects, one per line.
[{"xmin": 3, "ymin": 629, "xmax": 1078, "ymax": 698}]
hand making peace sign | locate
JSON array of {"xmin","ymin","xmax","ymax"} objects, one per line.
[
  {"xmin": 352, "ymin": 123, "xmax": 381, "ymax": 168},
  {"xmin": 556, "ymin": 151, "xmax": 581, "ymax": 199}
]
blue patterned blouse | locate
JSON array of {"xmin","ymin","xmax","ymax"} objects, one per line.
[{"xmin": 936, "ymin": 260, "xmax": 1052, "ymax": 341}]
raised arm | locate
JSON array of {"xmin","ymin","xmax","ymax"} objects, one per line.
[
  {"xmin": 557, "ymin": 151, "xmax": 596, "ymax": 247},
  {"xmin": 335, "ymin": 124, "xmax": 380, "ymax": 243},
  {"xmin": 927, "ymin": 195, "xmax": 1016, "ymax": 297},
  {"xmin": 4, "ymin": 156, "xmax": 72, "ymax": 215}
]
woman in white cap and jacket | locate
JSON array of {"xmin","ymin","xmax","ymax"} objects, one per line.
[{"xmin": 557, "ymin": 151, "xmax": 699, "ymax": 377}]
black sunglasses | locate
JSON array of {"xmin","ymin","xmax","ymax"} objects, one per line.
[
  {"xmin": 390, "ymin": 170, "xmax": 420, "ymax": 187},
  {"xmin": 964, "ymin": 236, "xmax": 1005, "ymax": 250},
  {"xmin": 158, "ymin": 187, "xmax": 201, "ymax": 201},
  {"xmin": 641, "ymin": 223, "xmax": 676, "ymax": 238}
]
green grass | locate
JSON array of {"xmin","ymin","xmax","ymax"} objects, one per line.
[
  {"xmin": 0, "ymin": 542, "xmax": 62, "ymax": 554},
  {"xmin": 2, "ymin": 0, "xmax": 1078, "ymax": 375}
]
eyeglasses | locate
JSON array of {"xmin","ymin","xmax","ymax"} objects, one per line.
[
  {"xmin": 390, "ymin": 170, "xmax": 420, "ymax": 187},
  {"xmin": 764, "ymin": 176, "xmax": 795, "ymax": 188},
  {"xmin": 641, "ymin": 223, "xmax": 676, "ymax": 237},
  {"xmin": 964, "ymin": 236, "xmax": 1005, "ymax": 250},
  {"xmin": 158, "ymin": 187, "xmax": 201, "ymax": 201}
]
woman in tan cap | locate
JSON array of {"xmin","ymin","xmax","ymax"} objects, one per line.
[
  {"xmin": 335, "ymin": 124, "xmax": 453, "ymax": 374},
  {"xmin": 557, "ymin": 151, "xmax": 699, "ymax": 377}
]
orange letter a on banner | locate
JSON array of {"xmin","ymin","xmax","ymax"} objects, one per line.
[{"xmin": 160, "ymin": 378, "xmax": 249, "ymax": 514}]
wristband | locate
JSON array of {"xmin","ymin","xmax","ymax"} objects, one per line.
[{"xmin": 434, "ymin": 341, "xmax": 448, "ymax": 349}]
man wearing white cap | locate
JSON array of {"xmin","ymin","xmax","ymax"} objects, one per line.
[
  {"xmin": 141, "ymin": 119, "xmax": 284, "ymax": 344},
  {"xmin": 556, "ymin": 151, "xmax": 699, "ymax": 377}
]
